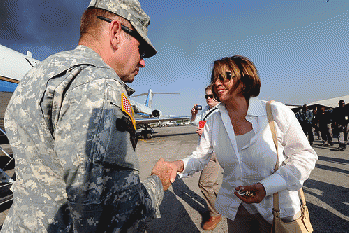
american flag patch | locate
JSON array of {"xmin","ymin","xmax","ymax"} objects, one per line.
[{"xmin": 121, "ymin": 93, "xmax": 136, "ymax": 130}]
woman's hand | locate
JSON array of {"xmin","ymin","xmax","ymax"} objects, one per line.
[
  {"xmin": 234, "ymin": 183, "xmax": 266, "ymax": 204},
  {"xmin": 196, "ymin": 127, "xmax": 204, "ymax": 136},
  {"xmin": 151, "ymin": 159, "xmax": 184, "ymax": 190},
  {"xmin": 191, "ymin": 105, "xmax": 199, "ymax": 121},
  {"xmin": 167, "ymin": 160, "xmax": 184, "ymax": 182}
]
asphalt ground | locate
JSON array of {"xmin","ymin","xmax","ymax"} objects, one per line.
[{"xmin": 1, "ymin": 125, "xmax": 349, "ymax": 232}]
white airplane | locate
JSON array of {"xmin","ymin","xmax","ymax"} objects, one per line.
[
  {"xmin": 131, "ymin": 89, "xmax": 190, "ymax": 138},
  {"xmin": 130, "ymin": 89, "xmax": 181, "ymax": 117},
  {"xmin": 0, "ymin": 44, "xmax": 39, "ymax": 92}
]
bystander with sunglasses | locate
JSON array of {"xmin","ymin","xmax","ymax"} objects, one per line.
[{"xmin": 190, "ymin": 85, "xmax": 222, "ymax": 230}]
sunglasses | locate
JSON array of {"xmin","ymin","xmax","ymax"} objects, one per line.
[
  {"xmin": 215, "ymin": 72, "xmax": 233, "ymax": 82},
  {"xmin": 97, "ymin": 16, "xmax": 146, "ymax": 59},
  {"xmin": 205, "ymin": 94, "xmax": 214, "ymax": 99}
]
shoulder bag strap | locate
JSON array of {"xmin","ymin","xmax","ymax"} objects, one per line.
[
  {"xmin": 266, "ymin": 101, "xmax": 280, "ymax": 214},
  {"xmin": 266, "ymin": 101, "xmax": 307, "ymax": 216},
  {"xmin": 202, "ymin": 106, "xmax": 218, "ymax": 121},
  {"xmin": 299, "ymin": 187, "xmax": 307, "ymax": 208}
]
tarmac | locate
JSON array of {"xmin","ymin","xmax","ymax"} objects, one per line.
[{"xmin": 1, "ymin": 125, "xmax": 349, "ymax": 232}]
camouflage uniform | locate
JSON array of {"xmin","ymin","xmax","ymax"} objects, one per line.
[{"xmin": 2, "ymin": 45, "xmax": 164, "ymax": 232}]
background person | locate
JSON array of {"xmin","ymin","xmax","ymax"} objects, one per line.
[
  {"xmin": 312, "ymin": 107, "xmax": 321, "ymax": 140},
  {"xmin": 166, "ymin": 55, "xmax": 317, "ymax": 232},
  {"xmin": 318, "ymin": 106, "xmax": 333, "ymax": 146},
  {"xmin": 299, "ymin": 104, "xmax": 314, "ymax": 146},
  {"xmin": 191, "ymin": 85, "xmax": 220, "ymax": 136},
  {"xmin": 190, "ymin": 85, "xmax": 222, "ymax": 230},
  {"xmin": 333, "ymin": 100, "xmax": 349, "ymax": 151},
  {"xmin": 1, "ymin": 0, "xmax": 172, "ymax": 232}
]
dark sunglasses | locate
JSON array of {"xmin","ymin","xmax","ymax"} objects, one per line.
[
  {"xmin": 205, "ymin": 94, "xmax": 214, "ymax": 99},
  {"xmin": 216, "ymin": 72, "xmax": 233, "ymax": 82},
  {"xmin": 97, "ymin": 16, "xmax": 146, "ymax": 59}
]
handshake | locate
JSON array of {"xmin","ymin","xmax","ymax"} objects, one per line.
[{"xmin": 151, "ymin": 158, "xmax": 184, "ymax": 191}]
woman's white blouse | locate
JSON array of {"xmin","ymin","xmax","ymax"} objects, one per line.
[{"xmin": 180, "ymin": 97, "xmax": 317, "ymax": 223}]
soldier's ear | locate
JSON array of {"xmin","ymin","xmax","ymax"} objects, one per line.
[{"xmin": 108, "ymin": 20, "xmax": 122, "ymax": 50}]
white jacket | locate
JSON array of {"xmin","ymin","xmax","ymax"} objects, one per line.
[{"xmin": 181, "ymin": 97, "xmax": 317, "ymax": 223}]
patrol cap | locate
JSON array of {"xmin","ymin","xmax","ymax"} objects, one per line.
[{"xmin": 89, "ymin": 0, "xmax": 157, "ymax": 58}]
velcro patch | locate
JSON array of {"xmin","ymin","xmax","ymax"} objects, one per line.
[{"xmin": 121, "ymin": 93, "xmax": 136, "ymax": 130}]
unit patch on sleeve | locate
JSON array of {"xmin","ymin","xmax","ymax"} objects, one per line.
[{"xmin": 121, "ymin": 93, "xmax": 136, "ymax": 130}]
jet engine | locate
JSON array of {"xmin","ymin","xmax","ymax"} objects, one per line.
[{"xmin": 152, "ymin": 110, "xmax": 160, "ymax": 117}]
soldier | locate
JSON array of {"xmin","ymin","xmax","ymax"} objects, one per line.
[{"xmin": 1, "ymin": 0, "xmax": 172, "ymax": 232}]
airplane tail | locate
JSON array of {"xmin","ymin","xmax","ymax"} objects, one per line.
[
  {"xmin": 145, "ymin": 89, "xmax": 153, "ymax": 108},
  {"xmin": 133, "ymin": 89, "xmax": 180, "ymax": 109}
]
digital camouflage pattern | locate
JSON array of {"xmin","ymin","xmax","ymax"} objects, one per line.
[
  {"xmin": 2, "ymin": 45, "xmax": 164, "ymax": 232},
  {"xmin": 89, "ymin": 0, "xmax": 157, "ymax": 58}
]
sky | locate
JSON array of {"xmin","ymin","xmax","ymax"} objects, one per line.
[{"xmin": 1, "ymin": 0, "xmax": 348, "ymax": 116}]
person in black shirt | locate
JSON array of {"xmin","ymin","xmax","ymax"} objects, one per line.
[
  {"xmin": 332, "ymin": 100, "xmax": 349, "ymax": 151},
  {"xmin": 318, "ymin": 106, "xmax": 333, "ymax": 146},
  {"xmin": 299, "ymin": 104, "xmax": 314, "ymax": 146}
]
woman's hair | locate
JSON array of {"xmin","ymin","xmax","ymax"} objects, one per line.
[{"xmin": 210, "ymin": 55, "xmax": 261, "ymax": 100}]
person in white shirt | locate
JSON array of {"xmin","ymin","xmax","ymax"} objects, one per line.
[
  {"xmin": 191, "ymin": 85, "xmax": 220, "ymax": 136},
  {"xmin": 166, "ymin": 55, "xmax": 317, "ymax": 232},
  {"xmin": 190, "ymin": 85, "xmax": 222, "ymax": 230}
]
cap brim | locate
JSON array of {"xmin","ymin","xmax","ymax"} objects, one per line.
[
  {"xmin": 131, "ymin": 23, "xmax": 157, "ymax": 58},
  {"xmin": 143, "ymin": 43, "xmax": 157, "ymax": 58},
  {"xmin": 137, "ymin": 34, "xmax": 157, "ymax": 58}
]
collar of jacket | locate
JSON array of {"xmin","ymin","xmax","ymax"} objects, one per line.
[
  {"xmin": 247, "ymin": 97, "xmax": 267, "ymax": 117},
  {"xmin": 217, "ymin": 97, "xmax": 267, "ymax": 134},
  {"xmin": 74, "ymin": 45, "xmax": 135, "ymax": 96},
  {"xmin": 216, "ymin": 97, "xmax": 266, "ymax": 117}
]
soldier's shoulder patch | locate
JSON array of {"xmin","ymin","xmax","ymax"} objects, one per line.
[{"xmin": 121, "ymin": 93, "xmax": 136, "ymax": 130}]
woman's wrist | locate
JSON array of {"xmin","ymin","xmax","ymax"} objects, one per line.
[{"xmin": 173, "ymin": 160, "xmax": 184, "ymax": 173}]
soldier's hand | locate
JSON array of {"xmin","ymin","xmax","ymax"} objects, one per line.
[{"xmin": 151, "ymin": 158, "xmax": 175, "ymax": 191}]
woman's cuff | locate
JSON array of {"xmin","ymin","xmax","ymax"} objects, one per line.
[
  {"xmin": 259, "ymin": 173, "xmax": 287, "ymax": 195},
  {"xmin": 178, "ymin": 158, "xmax": 190, "ymax": 178}
]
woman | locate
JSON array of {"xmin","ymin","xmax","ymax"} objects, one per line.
[{"xmin": 168, "ymin": 55, "xmax": 317, "ymax": 232}]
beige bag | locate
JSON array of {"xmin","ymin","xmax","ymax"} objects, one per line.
[{"xmin": 266, "ymin": 101, "xmax": 313, "ymax": 233}]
